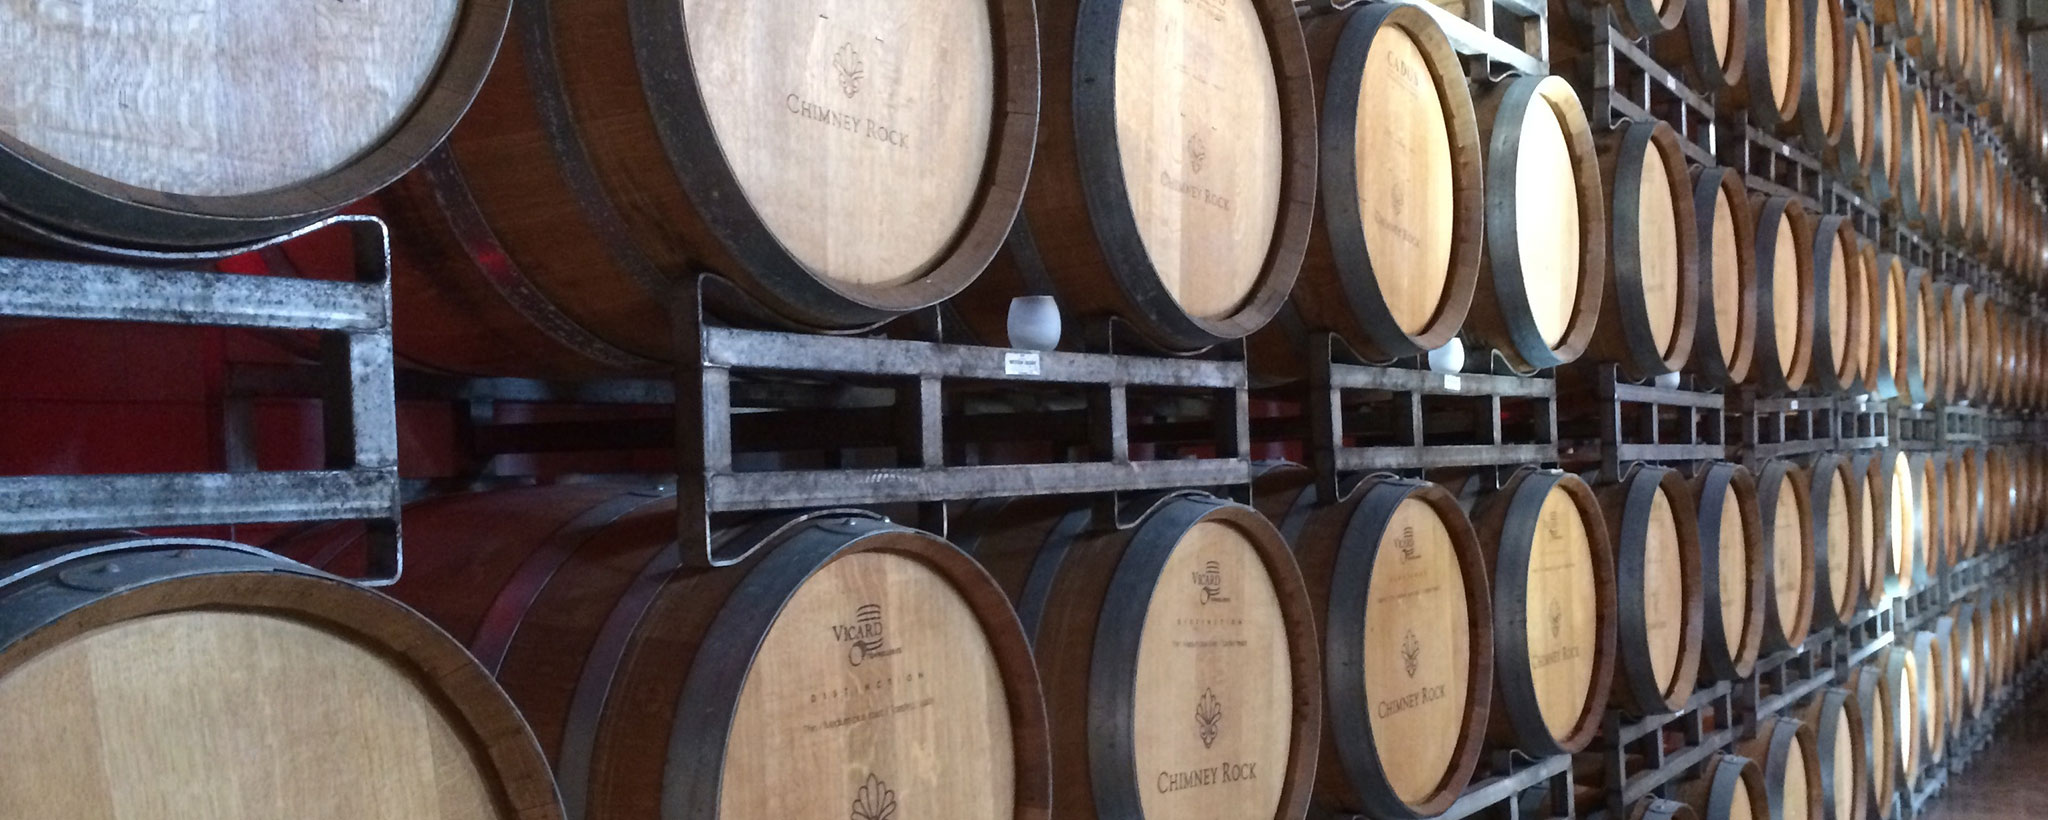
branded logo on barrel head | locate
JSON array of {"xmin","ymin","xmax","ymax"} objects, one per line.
[
  {"xmin": 850, "ymin": 773, "xmax": 897, "ymax": 820},
  {"xmin": 1398, "ymin": 524, "xmax": 1419, "ymax": 561},
  {"xmin": 1196, "ymin": 688, "xmax": 1224, "ymax": 749},
  {"xmin": 1193, "ymin": 560, "xmax": 1230, "ymax": 605},
  {"xmin": 1402, "ymin": 629, "xmax": 1423, "ymax": 678},
  {"xmin": 834, "ymin": 43, "xmax": 865, "ymax": 98},
  {"xmin": 833, "ymin": 604, "xmax": 901, "ymax": 666},
  {"xmin": 1548, "ymin": 599, "xmax": 1564, "ymax": 639},
  {"xmin": 1186, "ymin": 134, "xmax": 1208, "ymax": 174}
]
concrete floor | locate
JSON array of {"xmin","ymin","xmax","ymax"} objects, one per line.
[{"xmin": 1918, "ymin": 693, "xmax": 2048, "ymax": 819}]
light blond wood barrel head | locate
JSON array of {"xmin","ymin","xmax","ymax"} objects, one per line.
[
  {"xmin": 1785, "ymin": 734, "xmax": 1813, "ymax": 820},
  {"xmin": 1830, "ymin": 710, "xmax": 1854, "ymax": 820},
  {"xmin": 1712, "ymin": 187, "xmax": 1745, "ymax": 365},
  {"xmin": 1773, "ymin": 210, "xmax": 1802, "ymax": 375},
  {"xmin": 1365, "ymin": 497, "xmax": 1472, "ymax": 804},
  {"xmin": 1858, "ymin": 472, "xmax": 1878, "ymax": 594},
  {"xmin": 1892, "ymin": 455, "xmax": 1915, "ymax": 590},
  {"xmin": 1645, "ymin": 486, "xmax": 1687, "ymax": 691},
  {"xmin": 1773, "ymin": 472, "xmax": 1807, "ymax": 625},
  {"xmin": 1638, "ymin": 146, "xmax": 1683, "ymax": 356},
  {"xmin": 1527, "ymin": 483, "xmax": 1600, "ymax": 741},
  {"xmin": 1135, "ymin": 520, "xmax": 1292, "ymax": 820},
  {"xmin": 1115, "ymin": 0, "xmax": 1284, "ymax": 321},
  {"xmin": 1847, "ymin": 42, "xmax": 1869, "ymax": 159},
  {"xmin": 1816, "ymin": 0, "xmax": 1840, "ymax": 133},
  {"xmin": 1828, "ymin": 233, "xmax": 1851, "ymax": 375},
  {"xmin": 1731, "ymin": 778, "xmax": 1758, "ymax": 820},
  {"xmin": 1898, "ymin": 654, "xmax": 1919, "ymax": 772},
  {"xmin": 0, "ymin": 611, "xmax": 502, "ymax": 819},
  {"xmin": 1719, "ymin": 487, "xmax": 1752, "ymax": 643},
  {"xmin": 1827, "ymin": 469, "xmax": 1854, "ymax": 609},
  {"xmin": 721, "ymin": 551, "xmax": 1014, "ymax": 820},
  {"xmin": 1767, "ymin": 0, "xmax": 1799, "ymax": 109},
  {"xmin": 0, "ymin": 0, "xmax": 461, "ymax": 198},
  {"xmin": 687, "ymin": 0, "xmax": 996, "ymax": 287},
  {"xmin": 1357, "ymin": 26, "xmax": 1457, "ymax": 335},
  {"xmin": 1516, "ymin": 95, "xmax": 1584, "ymax": 349}
]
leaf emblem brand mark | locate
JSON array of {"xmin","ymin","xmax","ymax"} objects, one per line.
[
  {"xmin": 1548, "ymin": 598, "xmax": 1564, "ymax": 640},
  {"xmin": 1187, "ymin": 133, "xmax": 1208, "ymax": 174},
  {"xmin": 1196, "ymin": 688, "xmax": 1224, "ymax": 749},
  {"xmin": 850, "ymin": 773, "xmax": 897, "ymax": 820},
  {"xmin": 1402, "ymin": 629, "xmax": 1422, "ymax": 678},
  {"xmin": 835, "ymin": 42, "xmax": 865, "ymax": 98}
]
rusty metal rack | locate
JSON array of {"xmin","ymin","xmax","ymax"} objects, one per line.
[
  {"xmin": 1301, "ymin": 0, "xmax": 1548, "ymax": 77},
  {"xmin": 1558, "ymin": 364, "xmax": 1726, "ymax": 480},
  {"xmin": 0, "ymin": 215, "xmax": 402, "ymax": 584},
  {"xmin": 1729, "ymin": 391, "xmax": 1841, "ymax": 465},
  {"xmin": 1582, "ymin": 682, "xmax": 1740, "ymax": 820},
  {"xmin": 1305, "ymin": 333, "xmax": 1559, "ymax": 494},
  {"xmin": 1580, "ymin": 15, "xmax": 1718, "ymax": 165}
]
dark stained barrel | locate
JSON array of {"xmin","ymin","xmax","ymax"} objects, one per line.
[
  {"xmin": 1251, "ymin": 466, "xmax": 1491, "ymax": 818},
  {"xmin": 0, "ymin": 539, "xmax": 561, "ymax": 820}
]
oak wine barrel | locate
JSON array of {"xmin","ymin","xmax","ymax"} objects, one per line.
[
  {"xmin": 1951, "ymin": 447, "xmax": 1983, "ymax": 559},
  {"xmin": 1452, "ymin": 469, "xmax": 1616, "ymax": 756},
  {"xmin": 1250, "ymin": 5, "xmax": 1481, "ymax": 375},
  {"xmin": 958, "ymin": 0, "xmax": 1312, "ymax": 353},
  {"xmin": 1916, "ymin": 453, "xmax": 1949, "ymax": 581},
  {"xmin": 1800, "ymin": 687, "xmax": 1867, "ymax": 820},
  {"xmin": 1881, "ymin": 255, "xmax": 1913, "ymax": 400},
  {"xmin": 285, "ymin": 486, "xmax": 1054, "ymax": 820},
  {"xmin": 1902, "ymin": 268, "xmax": 1939, "ymax": 404},
  {"xmin": 374, "ymin": 0, "xmax": 1041, "ymax": 375},
  {"xmin": 1250, "ymin": 466, "xmax": 1491, "ymax": 819},
  {"xmin": 1694, "ymin": 462, "xmax": 1767, "ymax": 681},
  {"xmin": 1691, "ymin": 168, "xmax": 1760, "ymax": 385},
  {"xmin": 1985, "ymin": 447, "xmax": 2013, "ymax": 547},
  {"xmin": 1874, "ymin": 53, "xmax": 1905, "ymax": 208},
  {"xmin": 1795, "ymin": 0, "xmax": 1849, "ymax": 151},
  {"xmin": 0, "ymin": 0, "xmax": 510, "ymax": 254},
  {"xmin": 1844, "ymin": 665, "xmax": 1896, "ymax": 820},
  {"xmin": 0, "ymin": 538, "xmax": 560, "ymax": 820},
  {"xmin": 1807, "ymin": 453, "xmax": 1864, "ymax": 627},
  {"xmin": 1836, "ymin": 19, "xmax": 1876, "ymax": 184},
  {"xmin": 1759, "ymin": 460, "xmax": 1817, "ymax": 651},
  {"xmin": 1466, "ymin": 74, "xmax": 1607, "ymax": 371},
  {"xmin": 1796, "ymin": 208, "xmax": 1862, "ymax": 392},
  {"xmin": 1592, "ymin": 121, "xmax": 1700, "ymax": 378},
  {"xmin": 1889, "ymin": 451, "xmax": 1920, "ymax": 595},
  {"xmin": 1731, "ymin": 0, "xmax": 1807, "ymax": 131},
  {"xmin": 1885, "ymin": 644, "xmax": 1925, "ymax": 790},
  {"xmin": 1852, "ymin": 452, "xmax": 1889, "ymax": 598},
  {"xmin": 1960, "ymin": 602, "xmax": 1989, "ymax": 717},
  {"xmin": 1595, "ymin": 466, "xmax": 1704, "ymax": 715},
  {"xmin": 1749, "ymin": 196, "xmax": 1815, "ymax": 392},
  {"xmin": 1905, "ymin": 86, "xmax": 1935, "ymax": 226},
  {"xmin": 1852, "ymin": 236, "xmax": 1881, "ymax": 393},
  {"xmin": 1631, "ymin": 798, "xmax": 1699, "ymax": 820},
  {"xmin": 1914, "ymin": 628, "xmax": 1951, "ymax": 766},
  {"xmin": 1737, "ymin": 716, "xmax": 1822, "ymax": 820},
  {"xmin": 957, "ymin": 492, "xmax": 1317, "ymax": 820},
  {"xmin": 1657, "ymin": 0, "xmax": 1747, "ymax": 92},
  {"xmin": 1683, "ymin": 754, "xmax": 1768, "ymax": 820}
]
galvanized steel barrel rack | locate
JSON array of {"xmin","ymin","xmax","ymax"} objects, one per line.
[
  {"xmin": 1581, "ymin": 682, "xmax": 1742, "ymax": 820},
  {"xmin": 1577, "ymin": 14, "xmax": 1720, "ymax": 168},
  {"xmin": 0, "ymin": 216, "xmax": 402, "ymax": 582},
  {"xmin": 1299, "ymin": 0, "xmax": 1551, "ymax": 78},
  {"xmin": 1559, "ymin": 365, "xmax": 1727, "ymax": 480}
]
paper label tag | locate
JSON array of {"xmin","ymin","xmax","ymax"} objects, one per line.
[
  {"xmin": 1442, "ymin": 374, "xmax": 1462, "ymax": 391},
  {"xmin": 1005, "ymin": 351, "xmax": 1041, "ymax": 376}
]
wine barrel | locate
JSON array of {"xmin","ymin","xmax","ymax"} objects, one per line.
[
  {"xmin": 1807, "ymin": 454, "xmax": 1864, "ymax": 627},
  {"xmin": 1592, "ymin": 121, "xmax": 1699, "ymax": 378},
  {"xmin": 1844, "ymin": 665, "xmax": 1897, "ymax": 820},
  {"xmin": 1759, "ymin": 460, "xmax": 1816, "ymax": 651},
  {"xmin": 1882, "ymin": 256, "xmax": 1915, "ymax": 399},
  {"xmin": 1887, "ymin": 450, "xmax": 1919, "ymax": 595},
  {"xmin": 1959, "ymin": 603, "xmax": 1988, "ymax": 718},
  {"xmin": 1466, "ymin": 74, "xmax": 1607, "ymax": 371},
  {"xmin": 0, "ymin": 0, "xmax": 510, "ymax": 254},
  {"xmin": 1602, "ymin": 0, "xmax": 1687, "ymax": 38},
  {"xmin": 1454, "ymin": 469, "xmax": 1616, "ymax": 756},
  {"xmin": 369, "ymin": 0, "xmax": 1041, "ymax": 375},
  {"xmin": 1985, "ymin": 447, "xmax": 2013, "ymax": 547},
  {"xmin": 1935, "ymin": 616, "xmax": 1962, "ymax": 745},
  {"xmin": 1852, "ymin": 453, "xmax": 1888, "ymax": 597},
  {"xmin": 1914, "ymin": 628, "xmax": 1951, "ymax": 766},
  {"xmin": 1951, "ymin": 447, "xmax": 1983, "ymax": 558},
  {"xmin": 1885, "ymin": 645, "xmax": 1925, "ymax": 790},
  {"xmin": 958, "ymin": 0, "xmax": 1312, "ymax": 353},
  {"xmin": 956, "ymin": 492, "xmax": 1315, "ymax": 820},
  {"xmin": 1658, "ymin": 0, "xmax": 1747, "ymax": 92},
  {"xmin": 1731, "ymin": 0, "xmax": 1807, "ymax": 131},
  {"xmin": 1684, "ymin": 754, "xmax": 1768, "ymax": 820},
  {"xmin": 1905, "ymin": 86, "xmax": 1935, "ymax": 226},
  {"xmin": 1797, "ymin": 208, "xmax": 1862, "ymax": 392},
  {"xmin": 1851, "ymin": 236, "xmax": 1880, "ymax": 393},
  {"xmin": 1250, "ymin": 5, "xmax": 1479, "ymax": 375},
  {"xmin": 285, "ymin": 487, "xmax": 1054, "ymax": 820},
  {"xmin": 1738, "ymin": 716, "xmax": 1822, "ymax": 820},
  {"xmin": 1692, "ymin": 168, "xmax": 1759, "ymax": 385},
  {"xmin": 1910, "ymin": 270, "xmax": 1943, "ymax": 405},
  {"xmin": 1250, "ymin": 467, "xmax": 1490, "ymax": 818},
  {"xmin": 1927, "ymin": 118, "xmax": 1953, "ymax": 238},
  {"xmin": 1916, "ymin": 453, "xmax": 1949, "ymax": 580},
  {"xmin": 1967, "ymin": 292, "xmax": 1995, "ymax": 402},
  {"xmin": 1749, "ymin": 196, "xmax": 1815, "ymax": 392},
  {"xmin": 1694, "ymin": 463, "xmax": 1767, "ymax": 681},
  {"xmin": 1796, "ymin": 0, "xmax": 1849, "ymax": 151},
  {"xmin": 0, "ymin": 538, "xmax": 560, "ymax": 820},
  {"xmin": 1594, "ymin": 466, "xmax": 1704, "ymax": 715},
  {"xmin": 1801, "ymin": 688, "xmax": 1867, "ymax": 820},
  {"xmin": 1874, "ymin": 53, "xmax": 1905, "ymax": 207},
  {"xmin": 1836, "ymin": 19, "xmax": 1876, "ymax": 183},
  {"xmin": 1632, "ymin": 798, "xmax": 1699, "ymax": 820}
]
